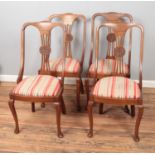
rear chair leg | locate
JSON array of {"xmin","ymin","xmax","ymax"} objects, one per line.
[
  {"xmin": 87, "ymin": 101, "xmax": 94, "ymax": 138},
  {"xmin": 55, "ymin": 102, "xmax": 64, "ymax": 138},
  {"xmin": 31, "ymin": 102, "xmax": 35, "ymax": 112},
  {"xmin": 124, "ymin": 105, "xmax": 130, "ymax": 114},
  {"xmin": 131, "ymin": 105, "xmax": 135, "ymax": 117},
  {"xmin": 99, "ymin": 104, "xmax": 104, "ymax": 114},
  {"xmin": 8, "ymin": 99, "xmax": 19, "ymax": 134},
  {"xmin": 76, "ymin": 79, "xmax": 81, "ymax": 111},
  {"xmin": 134, "ymin": 105, "xmax": 144, "ymax": 142},
  {"xmin": 41, "ymin": 103, "xmax": 45, "ymax": 108}
]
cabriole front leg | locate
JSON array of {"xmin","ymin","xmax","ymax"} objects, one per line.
[
  {"xmin": 134, "ymin": 105, "xmax": 144, "ymax": 142},
  {"xmin": 8, "ymin": 99, "xmax": 19, "ymax": 134}
]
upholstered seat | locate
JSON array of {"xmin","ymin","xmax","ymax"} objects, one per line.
[
  {"xmin": 93, "ymin": 76, "xmax": 141, "ymax": 99},
  {"xmin": 50, "ymin": 57, "xmax": 81, "ymax": 74},
  {"xmin": 12, "ymin": 75, "xmax": 62, "ymax": 97},
  {"xmin": 89, "ymin": 59, "xmax": 129, "ymax": 77}
]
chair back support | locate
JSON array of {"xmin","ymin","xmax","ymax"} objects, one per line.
[
  {"xmin": 95, "ymin": 22, "xmax": 144, "ymax": 89},
  {"xmin": 17, "ymin": 21, "xmax": 66, "ymax": 83},
  {"xmin": 90, "ymin": 12, "xmax": 133, "ymax": 70},
  {"xmin": 48, "ymin": 13, "xmax": 86, "ymax": 68}
]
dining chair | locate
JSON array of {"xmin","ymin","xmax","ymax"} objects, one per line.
[
  {"xmin": 8, "ymin": 21, "xmax": 66, "ymax": 138},
  {"xmin": 87, "ymin": 21, "xmax": 144, "ymax": 142},
  {"xmin": 85, "ymin": 12, "xmax": 135, "ymax": 116},
  {"xmin": 46, "ymin": 13, "xmax": 86, "ymax": 111}
]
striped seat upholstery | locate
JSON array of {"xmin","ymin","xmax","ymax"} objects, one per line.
[
  {"xmin": 50, "ymin": 58, "xmax": 81, "ymax": 74},
  {"xmin": 12, "ymin": 75, "xmax": 62, "ymax": 97},
  {"xmin": 89, "ymin": 59, "xmax": 129, "ymax": 77},
  {"xmin": 93, "ymin": 76, "xmax": 141, "ymax": 99}
]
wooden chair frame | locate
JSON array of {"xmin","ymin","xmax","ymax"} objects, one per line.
[
  {"xmin": 8, "ymin": 21, "xmax": 67, "ymax": 138},
  {"xmin": 87, "ymin": 22, "xmax": 144, "ymax": 142},
  {"xmin": 47, "ymin": 13, "xmax": 86, "ymax": 111},
  {"xmin": 85, "ymin": 12, "xmax": 135, "ymax": 115}
]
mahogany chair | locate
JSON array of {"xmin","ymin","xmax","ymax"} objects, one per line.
[
  {"xmin": 46, "ymin": 13, "xmax": 86, "ymax": 111},
  {"xmin": 8, "ymin": 21, "xmax": 66, "ymax": 138},
  {"xmin": 87, "ymin": 22, "xmax": 144, "ymax": 142},
  {"xmin": 85, "ymin": 12, "xmax": 135, "ymax": 116}
]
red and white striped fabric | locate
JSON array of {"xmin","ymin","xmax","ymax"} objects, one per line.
[
  {"xmin": 93, "ymin": 76, "xmax": 141, "ymax": 99},
  {"xmin": 50, "ymin": 58, "xmax": 81, "ymax": 74},
  {"xmin": 89, "ymin": 59, "xmax": 129, "ymax": 76},
  {"xmin": 12, "ymin": 75, "xmax": 61, "ymax": 97}
]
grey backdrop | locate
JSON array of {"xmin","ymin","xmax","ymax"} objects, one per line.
[{"xmin": 0, "ymin": 1, "xmax": 154, "ymax": 80}]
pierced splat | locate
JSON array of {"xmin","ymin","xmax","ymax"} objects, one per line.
[
  {"xmin": 65, "ymin": 24, "xmax": 73, "ymax": 58},
  {"xmin": 32, "ymin": 22, "xmax": 65, "ymax": 75},
  {"xmin": 40, "ymin": 32, "xmax": 51, "ymax": 74},
  {"xmin": 114, "ymin": 46, "xmax": 126, "ymax": 74},
  {"xmin": 106, "ymin": 23, "xmax": 128, "ymax": 59},
  {"xmin": 108, "ymin": 23, "xmax": 129, "ymax": 75}
]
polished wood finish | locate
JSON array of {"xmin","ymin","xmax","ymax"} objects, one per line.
[
  {"xmin": 86, "ymin": 12, "xmax": 134, "ymax": 115},
  {"xmin": 87, "ymin": 22, "xmax": 144, "ymax": 142},
  {"xmin": 48, "ymin": 13, "xmax": 86, "ymax": 111},
  {"xmin": 1, "ymin": 83, "xmax": 155, "ymax": 152},
  {"xmin": 8, "ymin": 21, "xmax": 67, "ymax": 138}
]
